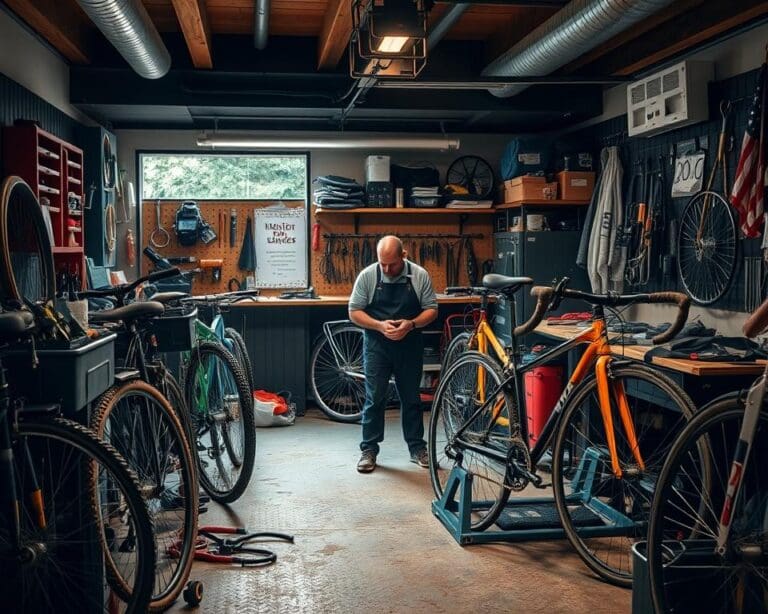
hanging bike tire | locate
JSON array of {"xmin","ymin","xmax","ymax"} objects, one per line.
[
  {"xmin": 0, "ymin": 176, "xmax": 56, "ymax": 306},
  {"xmin": 677, "ymin": 190, "xmax": 738, "ymax": 306}
]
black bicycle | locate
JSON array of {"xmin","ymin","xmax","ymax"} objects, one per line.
[{"xmin": 0, "ymin": 310, "xmax": 155, "ymax": 613}]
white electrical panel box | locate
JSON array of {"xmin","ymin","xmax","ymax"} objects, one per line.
[{"xmin": 627, "ymin": 60, "xmax": 713, "ymax": 137}]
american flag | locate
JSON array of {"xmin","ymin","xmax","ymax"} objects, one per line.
[{"xmin": 731, "ymin": 64, "xmax": 767, "ymax": 238}]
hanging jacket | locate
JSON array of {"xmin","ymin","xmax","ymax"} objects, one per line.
[
  {"xmin": 577, "ymin": 166, "xmax": 603, "ymax": 268},
  {"xmin": 587, "ymin": 146, "xmax": 626, "ymax": 293}
]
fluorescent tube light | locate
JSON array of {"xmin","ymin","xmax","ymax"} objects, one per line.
[
  {"xmin": 377, "ymin": 36, "xmax": 409, "ymax": 53},
  {"xmin": 196, "ymin": 135, "xmax": 460, "ymax": 151}
]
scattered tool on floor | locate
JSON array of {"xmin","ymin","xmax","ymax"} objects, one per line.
[{"xmin": 169, "ymin": 526, "xmax": 294, "ymax": 567}]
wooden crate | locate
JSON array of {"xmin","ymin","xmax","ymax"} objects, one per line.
[{"xmin": 500, "ymin": 176, "xmax": 558, "ymax": 203}]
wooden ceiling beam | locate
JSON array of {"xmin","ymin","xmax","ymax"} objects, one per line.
[
  {"xmin": 318, "ymin": 0, "xmax": 352, "ymax": 70},
  {"xmin": 170, "ymin": 0, "xmax": 214, "ymax": 69},
  {"xmin": 4, "ymin": 0, "xmax": 93, "ymax": 64},
  {"xmin": 572, "ymin": 0, "xmax": 768, "ymax": 77}
]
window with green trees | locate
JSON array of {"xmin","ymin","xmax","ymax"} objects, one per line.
[{"xmin": 140, "ymin": 154, "xmax": 307, "ymax": 200}]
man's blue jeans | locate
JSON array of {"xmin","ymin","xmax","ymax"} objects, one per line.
[{"xmin": 360, "ymin": 331, "xmax": 425, "ymax": 455}]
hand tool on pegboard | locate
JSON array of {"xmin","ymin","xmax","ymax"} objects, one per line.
[
  {"xmin": 230, "ymin": 208, "xmax": 238, "ymax": 247},
  {"xmin": 150, "ymin": 199, "xmax": 170, "ymax": 248}
]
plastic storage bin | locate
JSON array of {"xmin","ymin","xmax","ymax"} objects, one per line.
[
  {"xmin": 149, "ymin": 306, "xmax": 197, "ymax": 352},
  {"xmin": 524, "ymin": 365, "xmax": 563, "ymax": 445},
  {"xmin": 4, "ymin": 332, "xmax": 116, "ymax": 414}
]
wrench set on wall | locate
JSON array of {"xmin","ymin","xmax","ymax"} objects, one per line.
[{"xmin": 318, "ymin": 232, "xmax": 484, "ymax": 286}]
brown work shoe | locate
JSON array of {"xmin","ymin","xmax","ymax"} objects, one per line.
[
  {"xmin": 357, "ymin": 449, "xmax": 377, "ymax": 473},
  {"xmin": 410, "ymin": 448, "xmax": 429, "ymax": 469}
]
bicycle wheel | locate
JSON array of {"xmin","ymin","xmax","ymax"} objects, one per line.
[
  {"xmin": 440, "ymin": 331, "xmax": 472, "ymax": 372},
  {"xmin": 1, "ymin": 417, "xmax": 155, "ymax": 613},
  {"xmin": 551, "ymin": 363, "xmax": 700, "ymax": 587},
  {"xmin": 224, "ymin": 327, "xmax": 254, "ymax": 394},
  {"xmin": 677, "ymin": 190, "xmax": 738, "ymax": 305},
  {"xmin": 92, "ymin": 379, "xmax": 198, "ymax": 612},
  {"xmin": 0, "ymin": 175, "xmax": 56, "ymax": 306},
  {"xmin": 185, "ymin": 341, "xmax": 255, "ymax": 503},
  {"xmin": 310, "ymin": 324, "xmax": 367, "ymax": 422},
  {"xmin": 428, "ymin": 350, "xmax": 515, "ymax": 531},
  {"xmin": 648, "ymin": 394, "xmax": 768, "ymax": 614}
]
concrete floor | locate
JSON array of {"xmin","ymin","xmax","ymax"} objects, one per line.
[{"xmin": 169, "ymin": 409, "xmax": 631, "ymax": 613}]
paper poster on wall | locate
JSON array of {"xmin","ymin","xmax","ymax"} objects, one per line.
[{"xmin": 253, "ymin": 206, "xmax": 307, "ymax": 288}]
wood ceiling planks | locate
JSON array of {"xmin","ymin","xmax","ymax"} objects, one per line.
[{"xmin": 170, "ymin": 0, "xmax": 213, "ymax": 68}]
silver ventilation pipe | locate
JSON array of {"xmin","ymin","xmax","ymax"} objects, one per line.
[
  {"xmin": 254, "ymin": 0, "xmax": 270, "ymax": 50},
  {"xmin": 482, "ymin": 0, "xmax": 674, "ymax": 98},
  {"xmin": 75, "ymin": 0, "xmax": 171, "ymax": 79}
]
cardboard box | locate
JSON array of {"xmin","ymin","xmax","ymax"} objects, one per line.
[
  {"xmin": 557, "ymin": 171, "xmax": 595, "ymax": 201},
  {"xmin": 501, "ymin": 176, "xmax": 558, "ymax": 203}
]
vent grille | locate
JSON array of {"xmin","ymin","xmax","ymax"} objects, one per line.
[
  {"xmin": 646, "ymin": 77, "xmax": 662, "ymax": 98},
  {"xmin": 663, "ymin": 70, "xmax": 680, "ymax": 92},
  {"xmin": 630, "ymin": 84, "xmax": 645, "ymax": 105}
]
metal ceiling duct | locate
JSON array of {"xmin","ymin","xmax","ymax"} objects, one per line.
[
  {"xmin": 254, "ymin": 0, "xmax": 270, "ymax": 50},
  {"xmin": 482, "ymin": 0, "xmax": 675, "ymax": 98},
  {"xmin": 75, "ymin": 0, "xmax": 171, "ymax": 79}
]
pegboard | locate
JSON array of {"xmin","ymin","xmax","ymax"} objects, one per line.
[
  {"xmin": 560, "ymin": 66, "xmax": 763, "ymax": 313},
  {"xmin": 312, "ymin": 206, "xmax": 495, "ymax": 296},
  {"xmin": 140, "ymin": 200, "xmax": 305, "ymax": 295}
]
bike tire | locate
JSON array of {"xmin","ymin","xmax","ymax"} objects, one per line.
[
  {"xmin": 185, "ymin": 341, "xmax": 255, "ymax": 503},
  {"xmin": 92, "ymin": 379, "xmax": 198, "ymax": 612},
  {"xmin": 677, "ymin": 190, "xmax": 738, "ymax": 306},
  {"xmin": 648, "ymin": 394, "xmax": 766, "ymax": 614},
  {"xmin": 224, "ymin": 327, "xmax": 254, "ymax": 394},
  {"xmin": 2, "ymin": 417, "xmax": 155, "ymax": 613},
  {"xmin": 310, "ymin": 324, "xmax": 367, "ymax": 423},
  {"xmin": 428, "ymin": 350, "xmax": 514, "ymax": 532},
  {"xmin": 551, "ymin": 363, "xmax": 700, "ymax": 587},
  {"xmin": 440, "ymin": 331, "xmax": 472, "ymax": 372}
]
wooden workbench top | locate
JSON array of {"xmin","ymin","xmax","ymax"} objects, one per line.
[
  {"xmin": 535, "ymin": 323, "xmax": 766, "ymax": 377},
  {"xmin": 228, "ymin": 294, "xmax": 484, "ymax": 307}
]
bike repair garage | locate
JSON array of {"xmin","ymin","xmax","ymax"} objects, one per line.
[{"xmin": 1, "ymin": 1, "xmax": 768, "ymax": 613}]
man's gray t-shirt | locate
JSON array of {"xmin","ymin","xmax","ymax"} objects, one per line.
[{"xmin": 349, "ymin": 259, "xmax": 438, "ymax": 312}]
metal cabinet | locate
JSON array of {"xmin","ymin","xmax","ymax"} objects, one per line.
[{"xmin": 492, "ymin": 230, "xmax": 590, "ymax": 345}]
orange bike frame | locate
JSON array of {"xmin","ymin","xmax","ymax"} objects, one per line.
[{"xmin": 466, "ymin": 315, "xmax": 645, "ymax": 478}]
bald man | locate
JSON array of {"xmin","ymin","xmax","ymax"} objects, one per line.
[{"xmin": 349, "ymin": 235, "xmax": 438, "ymax": 473}]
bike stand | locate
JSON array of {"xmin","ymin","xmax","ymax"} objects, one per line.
[{"xmin": 432, "ymin": 457, "xmax": 624, "ymax": 546}]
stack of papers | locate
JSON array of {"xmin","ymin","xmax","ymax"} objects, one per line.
[{"xmin": 444, "ymin": 200, "xmax": 493, "ymax": 208}]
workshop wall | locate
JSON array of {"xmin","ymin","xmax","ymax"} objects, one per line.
[{"xmin": 561, "ymin": 67, "xmax": 765, "ymax": 336}]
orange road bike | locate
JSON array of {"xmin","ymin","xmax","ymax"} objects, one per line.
[{"xmin": 430, "ymin": 275, "xmax": 702, "ymax": 586}]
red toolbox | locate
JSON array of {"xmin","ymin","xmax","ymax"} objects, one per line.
[{"xmin": 524, "ymin": 366, "xmax": 564, "ymax": 446}]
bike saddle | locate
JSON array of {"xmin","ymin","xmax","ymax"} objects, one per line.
[
  {"xmin": 481, "ymin": 274, "xmax": 533, "ymax": 294},
  {"xmin": 0, "ymin": 311, "xmax": 33, "ymax": 340},
  {"xmin": 90, "ymin": 301, "xmax": 165, "ymax": 324},
  {"xmin": 150, "ymin": 291, "xmax": 190, "ymax": 305}
]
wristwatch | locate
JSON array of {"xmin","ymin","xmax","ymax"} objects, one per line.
[{"xmin": 410, "ymin": 320, "xmax": 417, "ymax": 331}]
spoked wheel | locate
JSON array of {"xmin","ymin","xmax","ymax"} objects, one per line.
[
  {"xmin": 446, "ymin": 155, "xmax": 495, "ymax": 198},
  {"xmin": 648, "ymin": 395, "xmax": 768, "ymax": 614},
  {"xmin": 310, "ymin": 324, "xmax": 368, "ymax": 423},
  {"xmin": 0, "ymin": 417, "xmax": 156, "ymax": 614},
  {"xmin": 677, "ymin": 190, "xmax": 738, "ymax": 305},
  {"xmin": 428, "ymin": 351, "xmax": 514, "ymax": 531},
  {"xmin": 440, "ymin": 331, "xmax": 472, "ymax": 372},
  {"xmin": 551, "ymin": 364, "xmax": 701, "ymax": 587},
  {"xmin": 92, "ymin": 380, "xmax": 198, "ymax": 611},
  {"xmin": 185, "ymin": 341, "xmax": 255, "ymax": 503}
]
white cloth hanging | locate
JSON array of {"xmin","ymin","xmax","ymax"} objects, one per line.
[{"xmin": 587, "ymin": 146, "xmax": 625, "ymax": 294}]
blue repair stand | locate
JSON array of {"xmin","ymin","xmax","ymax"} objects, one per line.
[
  {"xmin": 432, "ymin": 454, "xmax": 626, "ymax": 545},
  {"xmin": 432, "ymin": 466, "xmax": 569, "ymax": 545}
]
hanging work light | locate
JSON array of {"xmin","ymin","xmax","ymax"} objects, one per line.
[{"xmin": 350, "ymin": 0, "xmax": 428, "ymax": 79}]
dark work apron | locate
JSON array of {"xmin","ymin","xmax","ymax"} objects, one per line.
[{"xmin": 364, "ymin": 262, "xmax": 423, "ymax": 343}]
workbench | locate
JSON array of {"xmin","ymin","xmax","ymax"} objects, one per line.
[
  {"xmin": 220, "ymin": 294, "xmax": 482, "ymax": 413},
  {"xmin": 533, "ymin": 323, "xmax": 764, "ymax": 405}
]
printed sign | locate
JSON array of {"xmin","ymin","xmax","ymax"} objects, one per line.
[{"xmin": 254, "ymin": 206, "xmax": 307, "ymax": 288}]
